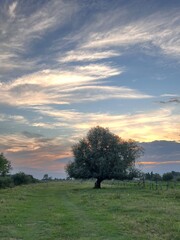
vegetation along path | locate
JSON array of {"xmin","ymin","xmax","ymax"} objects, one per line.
[{"xmin": 0, "ymin": 181, "xmax": 180, "ymax": 240}]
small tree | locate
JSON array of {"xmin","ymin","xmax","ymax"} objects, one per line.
[
  {"xmin": 12, "ymin": 172, "xmax": 38, "ymax": 186},
  {"xmin": 43, "ymin": 174, "xmax": 49, "ymax": 181},
  {"xmin": 163, "ymin": 172, "xmax": 173, "ymax": 181},
  {"xmin": 66, "ymin": 126, "xmax": 143, "ymax": 188},
  {"xmin": 152, "ymin": 173, "xmax": 162, "ymax": 181},
  {"xmin": 0, "ymin": 153, "xmax": 12, "ymax": 176}
]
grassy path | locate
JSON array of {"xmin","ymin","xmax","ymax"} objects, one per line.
[{"xmin": 0, "ymin": 181, "xmax": 179, "ymax": 239}]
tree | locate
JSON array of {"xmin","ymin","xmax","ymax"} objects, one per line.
[
  {"xmin": 163, "ymin": 172, "xmax": 173, "ymax": 181},
  {"xmin": 12, "ymin": 172, "xmax": 38, "ymax": 185},
  {"xmin": 66, "ymin": 126, "xmax": 143, "ymax": 188},
  {"xmin": 0, "ymin": 153, "xmax": 12, "ymax": 176},
  {"xmin": 152, "ymin": 173, "xmax": 162, "ymax": 181},
  {"xmin": 43, "ymin": 174, "xmax": 49, "ymax": 181},
  {"xmin": 127, "ymin": 167, "xmax": 142, "ymax": 180},
  {"xmin": 42, "ymin": 174, "xmax": 52, "ymax": 181}
]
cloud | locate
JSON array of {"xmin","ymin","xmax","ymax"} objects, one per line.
[
  {"xmin": 8, "ymin": 1, "xmax": 18, "ymax": 18},
  {"xmin": 1, "ymin": 0, "xmax": 179, "ymax": 80},
  {"xmin": 0, "ymin": 113, "xmax": 28, "ymax": 124},
  {"xmin": 60, "ymin": 85, "xmax": 152, "ymax": 102},
  {"xmin": 30, "ymin": 106, "xmax": 179, "ymax": 142},
  {"xmin": 22, "ymin": 131, "xmax": 44, "ymax": 139},
  {"xmin": 82, "ymin": 25, "xmax": 150, "ymax": 49},
  {"xmin": 0, "ymin": 132, "xmax": 72, "ymax": 170},
  {"xmin": 0, "ymin": 1, "xmax": 179, "ymax": 178},
  {"xmin": 0, "ymin": 0, "xmax": 79, "ymax": 73},
  {"xmin": 5, "ymin": 64, "xmax": 121, "ymax": 88},
  {"xmin": 140, "ymin": 161, "xmax": 180, "ymax": 165},
  {"xmin": 79, "ymin": 8, "xmax": 180, "ymax": 58},
  {"xmin": 0, "ymin": 109, "xmax": 179, "ymax": 177},
  {"xmin": 158, "ymin": 97, "xmax": 180, "ymax": 104},
  {"xmin": 58, "ymin": 50, "xmax": 120, "ymax": 63},
  {"xmin": 0, "ymin": 64, "xmax": 152, "ymax": 107},
  {"xmin": 1, "ymin": 133, "xmax": 179, "ymax": 177},
  {"xmin": 0, "ymin": 133, "xmax": 50, "ymax": 153},
  {"xmin": 138, "ymin": 140, "xmax": 180, "ymax": 172},
  {"xmin": 161, "ymin": 94, "xmax": 179, "ymax": 97}
]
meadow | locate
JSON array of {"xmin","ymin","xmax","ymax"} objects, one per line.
[{"xmin": 0, "ymin": 181, "xmax": 179, "ymax": 240}]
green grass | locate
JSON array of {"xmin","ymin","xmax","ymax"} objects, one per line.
[{"xmin": 0, "ymin": 181, "xmax": 179, "ymax": 240}]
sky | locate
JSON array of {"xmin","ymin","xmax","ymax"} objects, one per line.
[{"xmin": 0, "ymin": 0, "xmax": 179, "ymax": 179}]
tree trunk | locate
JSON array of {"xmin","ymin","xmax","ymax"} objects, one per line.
[{"xmin": 94, "ymin": 178, "xmax": 102, "ymax": 189}]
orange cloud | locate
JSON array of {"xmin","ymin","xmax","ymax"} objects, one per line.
[{"xmin": 139, "ymin": 161, "xmax": 180, "ymax": 165}]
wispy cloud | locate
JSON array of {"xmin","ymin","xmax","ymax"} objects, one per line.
[
  {"xmin": 0, "ymin": 113, "xmax": 28, "ymax": 124},
  {"xmin": 0, "ymin": 1, "xmax": 179, "ymax": 177},
  {"xmin": 82, "ymin": 25, "xmax": 150, "ymax": 49},
  {"xmin": 79, "ymin": 9, "xmax": 180, "ymax": 58},
  {"xmin": 58, "ymin": 50, "xmax": 120, "ymax": 63},
  {"xmin": 0, "ymin": 132, "xmax": 72, "ymax": 171},
  {"xmin": 0, "ymin": 63, "xmax": 152, "ymax": 107},
  {"xmin": 140, "ymin": 161, "xmax": 180, "ymax": 165},
  {"xmin": 1, "ymin": 0, "xmax": 179, "ymax": 79},
  {"xmin": 8, "ymin": 1, "xmax": 18, "ymax": 18},
  {"xmin": 0, "ymin": 107, "xmax": 179, "ymax": 176},
  {"xmin": 59, "ymin": 85, "xmax": 152, "ymax": 103},
  {"xmin": 161, "ymin": 94, "xmax": 179, "ymax": 97},
  {"xmin": 158, "ymin": 97, "xmax": 180, "ymax": 104},
  {"xmin": 0, "ymin": 0, "xmax": 78, "ymax": 74},
  {"xmin": 30, "ymin": 106, "xmax": 179, "ymax": 142}
]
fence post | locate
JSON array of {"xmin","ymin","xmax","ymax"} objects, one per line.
[
  {"xmin": 155, "ymin": 180, "xmax": 158, "ymax": 190},
  {"xmin": 166, "ymin": 181, "xmax": 169, "ymax": 190}
]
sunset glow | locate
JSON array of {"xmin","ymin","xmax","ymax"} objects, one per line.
[{"xmin": 0, "ymin": 0, "xmax": 179, "ymax": 178}]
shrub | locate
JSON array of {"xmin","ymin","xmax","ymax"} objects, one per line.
[
  {"xmin": 0, "ymin": 176, "xmax": 14, "ymax": 188},
  {"xmin": 163, "ymin": 172, "xmax": 173, "ymax": 181},
  {"xmin": 152, "ymin": 173, "xmax": 162, "ymax": 181},
  {"xmin": 12, "ymin": 172, "xmax": 38, "ymax": 186}
]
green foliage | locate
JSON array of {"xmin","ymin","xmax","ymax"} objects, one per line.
[
  {"xmin": 0, "ymin": 176, "xmax": 13, "ymax": 188},
  {"xmin": 145, "ymin": 172, "xmax": 152, "ymax": 180},
  {"xmin": 126, "ymin": 167, "xmax": 143, "ymax": 180},
  {"xmin": 163, "ymin": 172, "xmax": 174, "ymax": 181},
  {"xmin": 66, "ymin": 126, "xmax": 143, "ymax": 187},
  {"xmin": 145, "ymin": 171, "xmax": 180, "ymax": 182},
  {"xmin": 152, "ymin": 173, "xmax": 162, "ymax": 181},
  {"xmin": 12, "ymin": 172, "xmax": 38, "ymax": 186},
  {"xmin": 171, "ymin": 171, "xmax": 180, "ymax": 180},
  {"xmin": 145, "ymin": 172, "xmax": 162, "ymax": 181},
  {"xmin": 0, "ymin": 153, "xmax": 12, "ymax": 176},
  {"xmin": 42, "ymin": 173, "xmax": 49, "ymax": 180},
  {"xmin": 0, "ymin": 172, "xmax": 38, "ymax": 189},
  {"xmin": 42, "ymin": 173, "xmax": 52, "ymax": 181}
]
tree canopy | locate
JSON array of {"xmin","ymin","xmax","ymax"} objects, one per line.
[
  {"xmin": 66, "ymin": 126, "xmax": 143, "ymax": 188},
  {"xmin": 162, "ymin": 172, "xmax": 173, "ymax": 181},
  {"xmin": 0, "ymin": 153, "xmax": 12, "ymax": 176}
]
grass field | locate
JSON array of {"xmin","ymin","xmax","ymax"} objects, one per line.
[{"xmin": 0, "ymin": 181, "xmax": 179, "ymax": 240}]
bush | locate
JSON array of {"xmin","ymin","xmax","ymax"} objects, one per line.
[
  {"xmin": 0, "ymin": 172, "xmax": 39, "ymax": 189},
  {"xmin": 152, "ymin": 173, "xmax": 162, "ymax": 181},
  {"xmin": 163, "ymin": 172, "xmax": 173, "ymax": 181},
  {"xmin": 12, "ymin": 172, "xmax": 39, "ymax": 186},
  {"xmin": 0, "ymin": 176, "xmax": 14, "ymax": 188},
  {"xmin": 127, "ymin": 168, "xmax": 142, "ymax": 180}
]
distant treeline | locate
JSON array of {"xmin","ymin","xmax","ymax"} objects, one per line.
[
  {"xmin": 0, "ymin": 151, "xmax": 180, "ymax": 189},
  {"xmin": 0, "ymin": 172, "xmax": 39, "ymax": 189},
  {"xmin": 42, "ymin": 171, "xmax": 180, "ymax": 182},
  {"xmin": 145, "ymin": 171, "xmax": 180, "ymax": 181}
]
